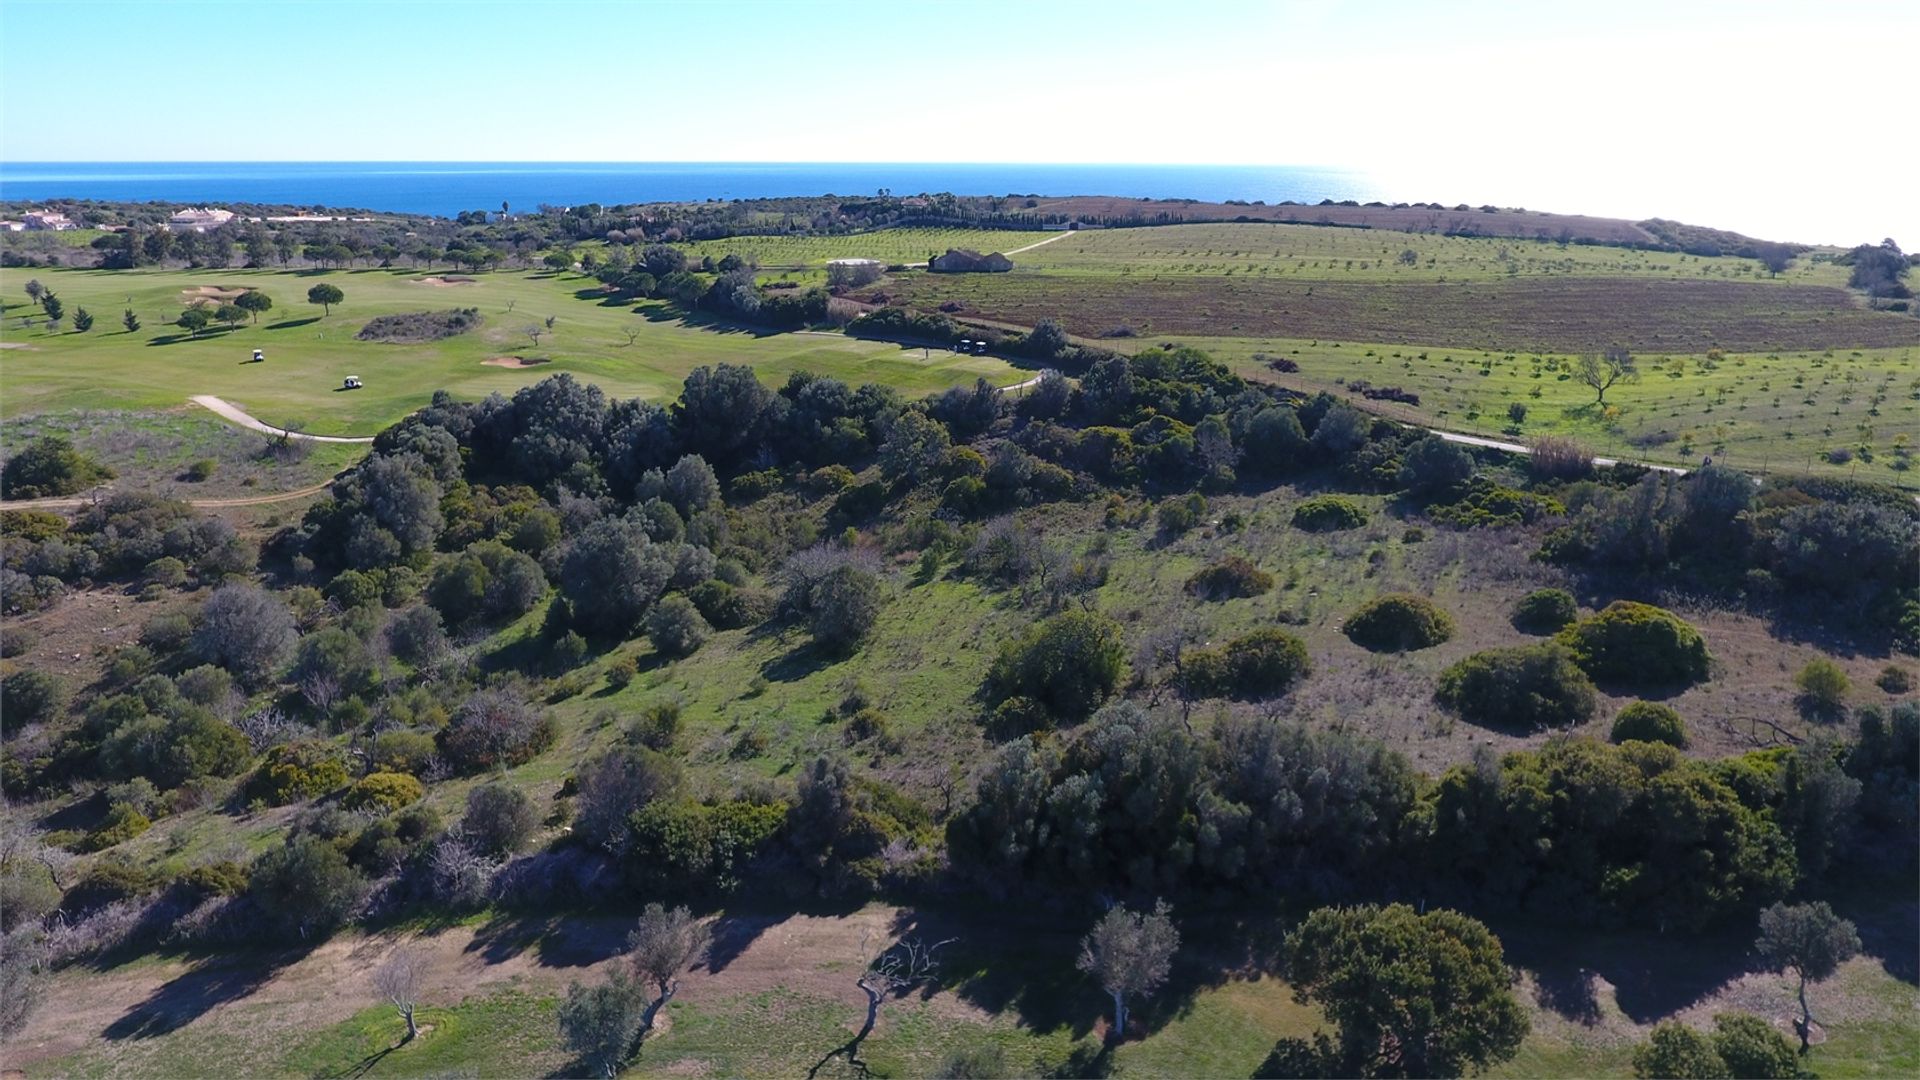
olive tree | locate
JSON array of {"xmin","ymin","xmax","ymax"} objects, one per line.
[
  {"xmin": 1755, "ymin": 900, "xmax": 1860, "ymax": 1052},
  {"xmin": 372, "ymin": 945, "xmax": 428, "ymax": 1041},
  {"xmin": 626, "ymin": 903, "xmax": 711, "ymax": 1035},
  {"xmin": 1078, "ymin": 900, "xmax": 1178, "ymax": 1042},
  {"xmin": 192, "ymin": 583, "xmax": 297, "ymax": 687},
  {"xmin": 557, "ymin": 970, "xmax": 644, "ymax": 1078}
]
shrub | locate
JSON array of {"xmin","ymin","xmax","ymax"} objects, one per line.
[
  {"xmin": 1156, "ymin": 494, "xmax": 1206, "ymax": 536},
  {"xmin": 0, "ymin": 435, "xmax": 113, "ymax": 499},
  {"xmin": 1342, "ymin": 594, "xmax": 1455, "ymax": 652},
  {"xmin": 1292, "ymin": 495, "xmax": 1368, "ymax": 531},
  {"xmin": 645, "ymin": 593, "xmax": 710, "ymax": 657},
  {"xmin": 604, "ymin": 653, "xmax": 638, "ymax": 689},
  {"xmin": 184, "ymin": 459, "xmax": 217, "ymax": 483},
  {"xmin": 1511, "ymin": 588, "xmax": 1578, "ymax": 634},
  {"xmin": 78, "ymin": 803, "xmax": 152, "ymax": 852},
  {"xmin": 1435, "ymin": 644, "xmax": 1598, "ymax": 730},
  {"xmin": 440, "ymin": 688, "xmax": 555, "ymax": 772},
  {"xmin": 1611, "ymin": 701, "xmax": 1688, "ymax": 748},
  {"xmin": 629, "ymin": 701, "xmax": 682, "ymax": 750},
  {"xmin": 1877, "ymin": 666, "xmax": 1914, "ymax": 694},
  {"xmin": 986, "ymin": 610, "xmax": 1127, "ymax": 721},
  {"xmin": 687, "ymin": 578, "xmax": 767, "ymax": 629},
  {"xmin": 343, "ymin": 771, "xmax": 424, "ymax": 814},
  {"xmin": 0, "ymin": 625, "xmax": 37, "ymax": 658},
  {"xmin": 1185, "ymin": 555, "xmax": 1274, "ymax": 600},
  {"xmin": 804, "ymin": 563, "xmax": 883, "ymax": 651},
  {"xmin": 247, "ymin": 835, "xmax": 367, "ymax": 937},
  {"xmin": 139, "ymin": 611, "xmax": 194, "ymax": 652},
  {"xmin": 1, "ymin": 670, "xmax": 67, "ymax": 733},
  {"xmin": 1529, "ymin": 436, "xmax": 1593, "ymax": 480},
  {"xmin": 1397, "ymin": 434, "xmax": 1475, "ymax": 498},
  {"xmin": 1186, "ymin": 627, "xmax": 1312, "ymax": 700},
  {"xmin": 460, "ymin": 782, "xmax": 538, "ymax": 858},
  {"xmin": 142, "ymin": 556, "xmax": 190, "ymax": 588},
  {"xmin": 371, "ymin": 730, "xmax": 438, "ymax": 775},
  {"xmin": 251, "ymin": 741, "xmax": 350, "ymax": 805},
  {"xmin": 387, "ymin": 604, "xmax": 448, "ymax": 665},
  {"xmin": 1556, "ymin": 601, "xmax": 1711, "ymax": 687},
  {"xmin": 1795, "ymin": 658, "xmax": 1851, "ymax": 715},
  {"xmin": 192, "ymin": 583, "xmax": 297, "ymax": 687},
  {"xmin": 354, "ymin": 307, "xmax": 482, "ymax": 343}
]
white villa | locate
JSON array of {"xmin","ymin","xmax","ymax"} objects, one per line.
[
  {"xmin": 23, "ymin": 211, "xmax": 76, "ymax": 231},
  {"xmin": 168, "ymin": 207, "xmax": 237, "ymax": 232}
]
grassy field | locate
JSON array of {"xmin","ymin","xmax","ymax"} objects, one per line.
[
  {"xmin": 0, "ymin": 266, "xmax": 1017, "ymax": 435},
  {"xmin": 678, "ymin": 227, "xmax": 1040, "ymax": 269},
  {"xmin": 0, "ymin": 408, "xmax": 363, "ymax": 498},
  {"xmin": 1146, "ymin": 337, "xmax": 1916, "ymax": 483}
]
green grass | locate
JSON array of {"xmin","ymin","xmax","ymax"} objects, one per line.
[
  {"xmin": 1154, "ymin": 335, "xmax": 1917, "ymax": 483},
  {"xmin": 678, "ymin": 228, "xmax": 1041, "ymax": 270},
  {"xmin": 280, "ymin": 994, "xmax": 570, "ymax": 1079},
  {"xmin": 0, "ymin": 265, "xmax": 1017, "ymax": 435},
  {"xmin": 1018, "ymin": 221, "xmax": 1849, "ymax": 286}
]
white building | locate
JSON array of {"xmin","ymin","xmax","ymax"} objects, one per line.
[
  {"xmin": 23, "ymin": 211, "xmax": 76, "ymax": 231},
  {"xmin": 0, "ymin": 221, "xmax": 24, "ymax": 232},
  {"xmin": 168, "ymin": 207, "xmax": 236, "ymax": 232}
]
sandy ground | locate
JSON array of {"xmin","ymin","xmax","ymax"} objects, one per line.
[
  {"xmin": 482, "ymin": 355, "xmax": 551, "ymax": 368},
  {"xmin": 411, "ymin": 276, "xmax": 477, "ymax": 287},
  {"xmin": 179, "ymin": 286, "xmax": 248, "ymax": 304}
]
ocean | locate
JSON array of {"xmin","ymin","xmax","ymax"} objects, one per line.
[{"xmin": 0, "ymin": 162, "xmax": 1382, "ymax": 219}]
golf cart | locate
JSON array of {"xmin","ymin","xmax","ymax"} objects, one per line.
[{"xmin": 342, "ymin": 375, "xmax": 363, "ymax": 390}]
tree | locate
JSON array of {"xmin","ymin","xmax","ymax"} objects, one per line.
[
  {"xmin": 1286, "ymin": 903, "xmax": 1528, "ymax": 1078},
  {"xmin": 40, "ymin": 294, "xmax": 63, "ymax": 330},
  {"xmin": 1078, "ymin": 900, "xmax": 1178, "ymax": 1042},
  {"xmin": 645, "ymin": 592, "xmax": 710, "ymax": 657},
  {"xmin": 1398, "ymin": 433, "xmax": 1474, "ymax": 498},
  {"xmin": 122, "ymin": 308, "xmax": 141, "ymax": 333},
  {"xmin": 1631, "ymin": 1013, "xmax": 1799, "ymax": 1079},
  {"xmin": 813, "ymin": 935, "xmax": 957, "ymax": 1076},
  {"xmin": 191, "ymin": 583, "xmax": 297, "ymax": 687},
  {"xmin": 71, "ymin": 306, "xmax": 94, "ymax": 333},
  {"xmin": 557, "ymin": 971, "xmax": 644, "ymax": 1078},
  {"xmin": 372, "ymin": 946, "xmax": 428, "ymax": 1042},
  {"xmin": 177, "ymin": 307, "xmax": 212, "ymax": 335},
  {"xmin": 0, "ymin": 435, "xmax": 112, "ymax": 499},
  {"xmin": 1576, "ymin": 345, "xmax": 1638, "ymax": 406},
  {"xmin": 234, "ymin": 289, "xmax": 273, "ymax": 323},
  {"xmin": 23, "ymin": 279, "xmax": 43, "ymax": 305},
  {"xmin": 1755, "ymin": 900, "xmax": 1860, "ymax": 1052},
  {"xmin": 878, "ymin": 408, "xmax": 952, "ymax": 484},
  {"xmin": 805, "ymin": 563, "xmax": 882, "ymax": 651},
  {"xmin": 214, "ymin": 302, "xmax": 246, "ymax": 329},
  {"xmin": 248, "ymin": 835, "xmax": 369, "ymax": 937},
  {"xmin": 307, "ymin": 283, "xmax": 344, "ymax": 315},
  {"xmin": 1027, "ymin": 317, "xmax": 1069, "ymax": 359},
  {"xmin": 626, "ymin": 903, "xmax": 711, "ymax": 1036}
]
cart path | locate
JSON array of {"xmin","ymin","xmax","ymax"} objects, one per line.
[
  {"xmin": 0, "ymin": 480, "xmax": 337, "ymax": 511},
  {"xmin": 189, "ymin": 395, "xmax": 377, "ymax": 444},
  {"xmin": 1004, "ymin": 231, "xmax": 1077, "ymax": 255}
]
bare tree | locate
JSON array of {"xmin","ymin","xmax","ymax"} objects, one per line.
[
  {"xmin": 525, "ymin": 325, "xmax": 543, "ymax": 348},
  {"xmin": 1136, "ymin": 618, "xmax": 1206, "ymax": 726},
  {"xmin": 626, "ymin": 903, "xmax": 711, "ymax": 1037},
  {"xmin": 622, "ymin": 327, "xmax": 640, "ymax": 347},
  {"xmin": 373, "ymin": 945, "xmax": 429, "ymax": 1041},
  {"xmin": 809, "ymin": 934, "xmax": 956, "ymax": 1078},
  {"xmin": 1575, "ymin": 345, "xmax": 1638, "ymax": 406},
  {"xmin": 298, "ymin": 670, "xmax": 342, "ymax": 717},
  {"xmin": 1078, "ymin": 900, "xmax": 1179, "ymax": 1043}
]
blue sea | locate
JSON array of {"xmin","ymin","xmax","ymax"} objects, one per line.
[{"xmin": 0, "ymin": 162, "xmax": 1383, "ymax": 219}]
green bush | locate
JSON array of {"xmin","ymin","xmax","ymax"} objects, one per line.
[
  {"xmin": 139, "ymin": 611, "xmax": 195, "ymax": 653},
  {"xmin": 251, "ymin": 740, "xmax": 349, "ymax": 805},
  {"xmin": 629, "ymin": 701, "xmax": 682, "ymax": 750},
  {"xmin": 1877, "ymin": 665, "xmax": 1914, "ymax": 694},
  {"xmin": 1555, "ymin": 601, "xmax": 1711, "ymax": 687},
  {"xmin": 371, "ymin": 730, "xmax": 438, "ymax": 774},
  {"xmin": 142, "ymin": 556, "xmax": 190, "ymax": 588},
  {"xmin": 1794, "ymin": 658, "xmax": 1851, "ymax": 715},
  {"xmin": 1291, "ymin": 494, "xmax": 1369, "ymax": 531},
  {"xmin": 1436, "ymin": 644, "xmax": 1598, "ymax": 730},
  {"xmin": 687, "ymin": 578, "xmax": 768, "ymax": 629},
  {"xmin": 78, "ymin": 803, "xmax": 152, "ymax": 852},
  {"xmin": 1428, "ymin": 479, "xmax": 1564, "ymax": 529},
  {"xmin": 1511, "ymin": 588, "xmax": 1578, "ymax": 634},
  {"xmin": 646, "ymin": 593, "xmax": 710, "ymax": 657},
  {"xmin": 343, "ymin": 771, "xmax": 424, "ymax": 814},
  {"xmin": 1342, "ymin": 593, "xmax": 1455, "ymax": 652},
  {"xmin": 1185, "ymin": 555, "xmax": 1274, "ymax": 600},
  {"xmin": 604, "ymin": 653, "xmax": 638, "ymax": 689},
  {"xmin": 1610, "ymin": 701, "xmax": 1688, "ymax": 748},
  {"xmin": 0, "ymin": 670, "xmax": 67, "ymax": 732},
  {"xmin": 1184, "ymin": 627, "xmax": 1312, "ymax": 700},
  {"xmin": 184, "ymin": 459, "xmax": 218, "ymax": 483},
  {"xmin": 0, "ymin": 435, "xmax": 114, "ymax": 499},
  {"xmin": 0, "ymin": 625, "xmax": 37, "ymax": 658},
  {"xmin": 986, "ymin": 610, "xmax": 1127, "ymax": 721}
]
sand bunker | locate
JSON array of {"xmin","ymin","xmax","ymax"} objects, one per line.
[
  {"xmin": 180, "ymin": 285, "xmax": 247, "ymax": 304},
  {"xmin": 0, "ymin": 341, "xmax": 33, "ymax": 350},
  {"xmin": 482, "ymin": 356, "xmax": 550, "ymax": 368},
  {"xmin": 413, "ymin": 276, "xmax": 477, "ymax": 287}
]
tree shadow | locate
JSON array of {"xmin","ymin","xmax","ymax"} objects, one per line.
[
  {"xmin": 102, "ymin": 949, "xmax": 298, "ymax": 1040},
  {"xmin": 1489, "ymin": 915, "xmax": 1755, "ymax": 1024},
  {"xmin": 760, "ymin": 641, "xmax": 842, "ymax": 685},
  {"xmin": 316, "ymin": 1042, "xmax": 399, "ymax": 1079},
  {"xmin": 145, "ymin": 329, "xmax": 238, "ymax": 347},
  {"xmin": 265, "ymin": 317, "xmax": 320, "ymax": 331},
  {"xmin": 464, "ymin": 911, "xmax": 629, "ymax": 969},
  {"xmin": 701, "ymin": 911, "xmax": 789, "ymax": 975}
]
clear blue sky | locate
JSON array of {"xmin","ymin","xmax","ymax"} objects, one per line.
[{"xmin": 3, "ymin": 0, "xmax": 1915, "ymax": 242}]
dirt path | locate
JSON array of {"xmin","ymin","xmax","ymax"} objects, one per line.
[
  {"xmin": 1004, "ymin": 231, "xmax": 1076, "ymax": 256},
  {"xmin": 0, "ymin": 480, "xmax": 336, "ymax": 512},
  {"xmin": 1433, "ymin": 428, "xmax": 1690, "ymax": 476},
  {"xmin": 188, "ymin": 395, "xmax": 376, "ymax": 445}
]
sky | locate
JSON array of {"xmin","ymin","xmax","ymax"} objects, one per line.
[{"xmin": 3, "ymin": 0, "xmax": 1916, "ymax": 244}]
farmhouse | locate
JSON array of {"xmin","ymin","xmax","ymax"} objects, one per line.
[
  {"xmin": 0, "ymin": 220, "xmax": 23, "ymax": 232},
  {"xmin": 168, "ymin": 207, "xmax": 237, "ymax": 232},
  {"xmin": 22, "ymin": 211, "xmax": 76, "ymax": 231},
  {"xmin": 929, "ymin": 248, "xmax": 1013, "ymax": 273}
]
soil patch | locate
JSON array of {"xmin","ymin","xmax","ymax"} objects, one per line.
[
  {"xmin": 356, "ymin": 308, "xmax": 482, "ymax": 344},
  {"xmin": 483, "ymin": 355, "xmax": 551, "ymax": 368},
  {"xmin": 0, "ymin": 342, "xmax": 33, "ymax": 350},
  {"xmin": 412, "ymin": 275, "xmax": 477, "ymax": 287}
]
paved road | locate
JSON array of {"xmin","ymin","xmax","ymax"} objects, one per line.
[{"xmin": 188, "ymin": 395, "xmax": 376, "ymax": 444}]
